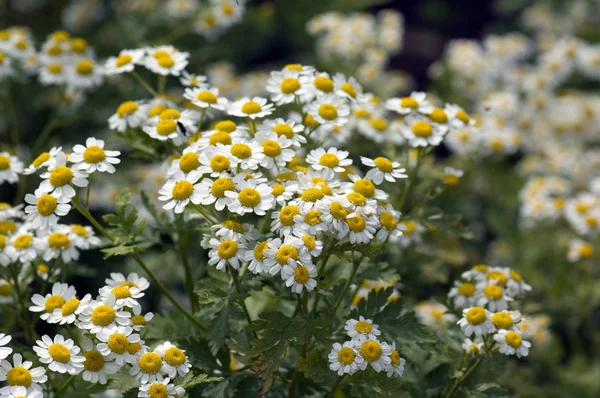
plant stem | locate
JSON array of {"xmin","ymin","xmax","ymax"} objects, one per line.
[
  {"xmin": 158, "ymin": 75, "xmax": 167, "ymax": 94},
  {"xmin": 85, "ymin": 173, "xmax": 93, "ymax": 208},
  {"xmin": 328, "ymin": 375, "xmax": 346, "ymax": 397},
  {"xmin": 198, "ymin": 108, "xmax": 207, "ymax": 130},
  {"xmin": 9, "ymin": 264, "xmax": 36, "ymax": 345},
  {"xmin": 192, "ymin": 203, "xmax": 219, "ymax": 224},
  {"xmin": 445, "ymin": 357, "xmax": 483, "ymax": 398},
  {"xmin": 288, "ymin": 292, "xmax": 309, "ymax": 398},
  {"xmin": 397, "ymin": 148, "xmax": 422, "ymax": 212},
  {"xmin": 330, "ymin": 253, "xmax": 364, "ymax": 318},
  {"xmin": 5, "ymin": 80, "xmax": 19, "ymax": 149},
  {"xmin": 227, "ymin": 264, "xmax": 258, "ymax": 339},
  {"xmin": 131, "ymin": 70, "xmax": 158, "ymax": 96},
  {"xmin": 56, "ymin": 375, "xmax": 76, "ymax": 394},
  {"xmin": 71, "ymin": 197, "xmax": 205, "ymax": 331},
  {"xmin": 31, "ymin": 114, "xmax": 60, "ymax": 154},
  {"xmin": 178, "ymin": 228, "xmax": 197, "ymax": 312}
]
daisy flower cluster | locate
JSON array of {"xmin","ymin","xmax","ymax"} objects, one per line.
[
  {"xmin": 328, "ymin": 317, "xmax": 405, "ymax": 378},
  {"xmin": 451, "ymin": 265, "xmax": 533, "ymax": 359}
]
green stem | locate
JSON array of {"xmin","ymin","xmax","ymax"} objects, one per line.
[
  {"xmin": 9, "ymin": 264, "xmax": 36, "ymax": 345},
  {"xmin": 328, "ymin": 375, "xmax": 346, "ymax": 397},
  {"xmin": 330, "ymin": 253, "xmax": 364, "ymax": 318},
  {"xmin": 85, "ymin": 173, "xmax": 93, "ymax": 208},
  {"xmin": 5, "ymin": 80, "xmax": 19, "ymax": 149},
  {"xmin": 192, "ymin": 203, "xmax": 219, "ymax": 224},
  {"xmin": 56, "ymin": 375, "xmax": 76, "ymax": 394},
  {"xmin": 397, "ymin": 148, "xmax": 422, "ymax": 211},
  {"xmin": 288, "ymin": 294, "xmax": 309, "ymax": 398},
  {"xmin": 131, "ymin": 70, "xmax": 159, "ymax": 96},
  {"xmin": 71, "ymin": 197, "xmax": 205, "ymax": 331},
  {"xmin": 31, "ymin": 114, "xmax": 60, "ymax": 154},
  {"xmin": 445, "ymin": 357, "xmax": 483, "ymax": 398},
  {"xmin": 158, "ymin": 75, "xmax": 167, "ymax": 94},
  {"xmin": 227, "ymin": 264, "xmax": 258, "ymax": 339},
  {"xmin": 178, "ymin": 228, "xmax": 197, "ymax": 312},
  {"xmin": 198, "ymin": 108, "xmax": 207, "ymax": 131}
]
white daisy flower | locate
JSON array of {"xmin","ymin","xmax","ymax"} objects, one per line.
[
  {"xmin": 138, "ymin": 378, "xmax": 178, "ymax": 398},
  {"xmin": 78, "ymin": 294, "xmax": 132, "ymax": 334},
  {"xmin": 108, "ymin": 100, "xmax": 145, "ymax": 132},
  {"xmin": 96, "ymin": 326, "xmax": 140, "ymax": 366},
  {"xmin": 154, "ymin": 341, "xmax": 191, "ymax": 378},
  {"xmin": 448, "ymin": 281, "xmax": 477, "ymax": 308},
  {"xmin": 293, "ymin": 208, "xmax": 328, "ymax": 235},
  {"xmin": 345, "ymin": 213, "xmax": 378, "ymax": 244},
  {"xmin": 67, "ymin": 224, "xmax": 101, "ymax": 249},
  {"xmin": 105, "ymin": 272, "xmax": 150, "ymax": 293},
  {"xmin": 294, "ymin": 231, "xmax": 323, "ymax": 258},
  {"xmin": 196, "ymin": 176, "xmax": 236, "ymax": 211},
  {"xmin": 198, "ymin": 147, "xmax": 234, "ymax": 177},
  {"xmin": 228, "ymin": 97, "xmax": 274, "ymax": 119},
  {"xmin": 0, "ymin": 152, "xmax": 23, "ymax": 184},
  {"xmin": 254, "ymin": 131, "xmax": 295, "ymax": 169},
  {"xmin": 131, "ymin": 305, "xmax": 154, "ymax": 332},
  {"xmin": 490, "ymin": 310, "xmax": 522, "ymax": 332},
  {"xmin": 305, "ymin": 94, "xmax": 350, "ymax": 128},
  {"xmin": 144, "ymin": 47, "xmax": 189, "ymax": 76},
  {"xmin": 158, "ymin": 170, "xmax": 203, "ymax": 214},
  {"xmin": 104, "ymin": 48, "xmax": 145, "ymax": 75},
  {"xmin": 80, "ymin": 338, "xmax": 120, "ymax": 385},
  {"xmin": 343, "ymin": 188, "xmax": 379, "ymax": 216},
  {"xmin": 306, "ymin": 147, "xmax": 352, "ymax": 179},
  {"xmin": 345, "ymin": 317, "xmax": 381, "ymax": 342},
  {"xmin": 303, "ymin": 72, "xmax": 336, "ymax": 99},
  {"xmin": 493, "ymin": 330, "xmax": 531, "ymax": 358},
  {"xmin": 24, "ymin": 191, "xmax": 70, "ymax": 230},
  {"xmin": 258, "ymin": 118, "xmax": 306, "ymax": 148},
  {"xmin": 361, "ymin": 156, "xmax": 407, "ymax": 185},
  {"xmin": 143, "ymin": 108, "xmax": 197, "ymax": 145},
  {"xmin": 457, "ymin": 307, "xmax": 495, "ymax": 337},
  {"xmin": 281, "ymin": 260, "xmax": 317, "ymax": 294},
  {"xmin": 316, "ymin": 195, "xmax": 352, "ymax": 238},
  {"xmin": 263, "ymin": 235, "xmax": 311, "ymax": 275},
  {"xmin": 29, "ymin": 282, "xmax": 77, "ymax": 321},
  {"xmin": 23, "ymin": 146, "xmax": 63, "ymax": 175},
  {"xmin": 266, "ymin": 69, "xmax": 311, "ymax": 105},
  {"xmin": 98, "ymin": 282, "xmax": 144, "ymax": 309},
  {"xmin": 4, "ymin": 231, "xmax": 38, "ymax": 264},
  {"xmin": 47, "ymin": 293, "xmax": 91, "ymax": 325},
  {"xmin": 445, "ymin": 104, "xmax": 473, "ymax": 129},
  {"xmin": 333, "ymin": 73, "xmax": 363, "ymax": 101},
  {"xmin": 246, "ymin": 239, "xmax": 271, "ymax": 274},
  {"xmin": 385, "ymin": 91, "xmax": 433, "ymax": 115},
  {"xmin": 375, "ymin": 207, "xmax": 405, "ymax": 242},
  {"xmin": 210, "ymin": 220, "xmax": 249, "ymax": 242},
  {"xmin": 0, "ymin": 279, "xmax": 13, "ymax": 304},
  {"xmin": 357, "ymin": 339, "xmax": 392, "ymax": 372},
  {"xmin": 0, "ymin": 202, "xmax": 23, "ymax": 220},
  {"xmin": 33, "ymin": 334, "xmax": 84, "ymax": 375},
  {"xmin": 271, "ymin": 204, "xmax": 303, "ymax": 236},
  {"xmin": 0, "ymin": 353, "xmax": 47, "ymax": 392},
  {"xmin": 385, "ymin": 342, "xmax": 406, "ymax": 378},
  {"xmin": 476, "ymin": 283, "xmax": 513, "ymax": 312},
  {"xmin": 0, "ymin": 333, "xmax": 12, "ymax": 360},
  {"xmin": 67, "ymin": 58, "xmax": 103, "ymax": 89},
  {"xmin": 69, "ymin": 137, "xmax": 121, "ymax": 174},
  {"xmin": 183, "ymin": 85, "xmax": 227, "ymax": 110},
  {"xmin": 402, "ymin": 118, "xmax": 447, "ymax": 148},
  {"xmin": 180, "ymin": 71, "xmax": 207, "ymax": 87},
  {"xmin": 505, "ymin": 268, "xmax": 532, "ymax": 297},
  {"xmin": 38, "ymin": 230, "xmax": 80, "ymax": 262},
  {"xmin": 1, "ymin": 386, "xmax": 43, "ymax": 398},
  {"xmin": 462, "ymin": 338, "xmax": 484, "ymax": 355},
  {"xmin": 222, "ymin": 141, "xmax": 265, "ymax": 170},
  {"xmin": 270, "ymin": 181, "xmax": 298, "ymax": 206},
  {"xmin": 208, "ymin": 236, "xmax": 247, "ymax": 271},
  {"xmin": 225, "ymin": 179, "xmax": 274, "ymax": 216},
  {"xmin": 129, "ymin": 350, "xmax": 165, "ymax": 384},
  {"xmin": 328, "ymin": 341, "xmax": 363, "ymax": 376},
  {"xmin": 38, "ymin": 62, "xmax": 67, "ymax": 86},
  {"xmin": 213, "ymin": 0, "xmax": 245, "ymax": 27},
  {"xmin": 443, "ymin": 167, "xmax": 463, "ymax": 186},
  {"xmin": 167, "ymin": 146, "xmax": 203, "ymax": 178}
]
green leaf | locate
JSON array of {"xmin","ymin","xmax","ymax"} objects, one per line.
[
  {"xmin": 465, "ymin": 383, "xmax": 509, "ymax": 397},
  {"xmin": 349, "ymin": 370, "xmax": 411, "ymax": 397},
  {"xmin": 349, "ymin": 287, "xmax": 396, "ymax": 320},
  {"xmin": 176, "ymin": 371, "xmax": 223, "ymax": 388},
  {"xmin": 207, "ymin": 300, "xmax": 230, "ymax": 355},
  {"xmin": 295, "ymin": 349, "xmax": 329, "ymax": 383},
  {"xmin": 101, "ymin": 244, "xmax": 137, "ymax": 258}
]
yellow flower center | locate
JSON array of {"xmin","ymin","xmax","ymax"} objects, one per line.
[
  {"xmin": 411, "ymin": 121, "xmax": 433, "ymax": 138},
  {"xmin": 61, "ymin": 298, "xmax": 80, "ymax": 316},
  {"xmin": 355, "ymin": 320, "xmax": 373, "ymax": 334},
  {"xmin": 486, "ymin": 271, "xmax": 508, "ymax": 286},
  {"xmin": 444, "ymin": 174, "xmax": 459, "ymax": 186},
  {"xmin": 91, "ymin": 305, "xmax": 117, "ymax": 326},
  {"xmin": 279, "ymin": 205, "xmax": 300, "ymax": 226},
  {"xmin": 400, "ymin": 97, "xmax": 418, "ymax": 108},
  {"xmin": 157, "ymin": 54, "xmax": 175, "ymax": 68},
  {"xmin": 329, "ymin": 202, "xmax": 348, "ymax": 220},
  {"xmin": 148, "ymin": 383, "xmax": 169, "ymax": 398},
  {"xmin": 271, "ymin": 184, "xmax": 285, "ymax": 196},
  {"xmin": 127, "ymin": 342, "xmax": 142, "ymax": 355},
  {"xmin": 262, "ymin": 140, "xmax": 282, "ymax": 157},
  {"xmin": 346, "ymin": 215, "xmax": 366, "ymax": 232},
  {"xmin": 0, "ymin": 283, "xmax": 12, "ymax": 296},
  {"xmin": 70, "ymin": 38, "xmax": 87, "ymax": 53},
  {"xmin": 302, "ymin": 235, "xmax": 316, "ymax": 250},
  {"xmin": 116, "ymin": 54, "xmax": 132, "ymax": 67},
  {"xmin": 217, "ymin": 240, "xmax": 238, "ymax": 259},
  {"xmin": 353, "ymin": 179, "xmax": 375, "ymax": 198},
  {"xmin": 37, "ymin": 263, "xmax": 49, "ymax": 273},
  {"xmin": 159, "ymin": 109, "xmax": 181, "ymax": 120},
  {"xmin": 509, "ymin": 269, "xmax": 523, "ymax": 282},
  {"xmin": 284, "ymin": 63, "xmax": 302, "ymax": 71},
  {"xmin": 156, "ymin": 119, "xmax": 177, "ymax": 136},
  {"xmin": 197, "ymin": 91, "xmax": 217, "ymax": 103},
  {"xmin": 6, "ymin": 366, "xmax": 32, "ymax": 387},
  {"xmin": 304, "ymin": 210, "xmax": 321, "ymax": 225},
  {"xmin": 465, "ymin": 307, "xmax": 487, "ymax": 325},
  {"xmin": 117, "ymin": 101, "xmax": 138, "ymax": 117},
  {"xmin": 319, "ymin": 153, "xmax": 340, "ymax": 168},
  {"xmin": 0, "ymin": 234, "xmax": 5, "ymax": 250},
  {"xmin": 149, "ymin": 105, "xmax": 167, "ymax": 118},
  {"xmin": 472, "ymin": 264, "xmax": 488, "ymax": 272},
  {"xmin": 210, "ymin": 178, "xmax": 235, "ymax": 198},
  {"xmin": 36, "ymin": 194, "xmax": 57, "ymax": 216},
  {"xmin": 340, "ymin": 82, "xmax": 357, "ymax": 98},
  {"xmin": 301, "ymin": 188, "xmax": 325, "ymax": 202},
  {"xmin": 276, "ymin": 245, "xmax": 299, "ymax": 265},
  {"xmin": 164, "ymin": 346, "xmax": 186, "ymax": 366},
  {"xmin": 178, "ymin": 152, "xmax": 200, "ymax": 173},
  {"xmin": 70, "ymin": 225, "xmax": 88, "ymax": 236},
  {"xmin": 48, "ymin": 343, "xmax": 71, "ymax": 363},
  {"xmin": 230, "ymin": 143, "xmax": 252, "ymax": 159},
  {"xmin": 138, "ymin": 352, "xmax": 163, "ymax": 374},
  {"xmin": 293, "ymin": 265, "xmax": 310, "ymax": 284},
  {"xmin": 280, "ymin": 77, "xmax": 301, "ymax": 94},
  {"xmin": 505, "ymin": 331, "xmax": 522, "ymax": 348},
  {"xmin": 76, "ymin": 59, "xmax": 94, "ymax": 75},
  {"xmin": 360, "ymin": 340, "xmax": 382, "ymax": 362},
  {"xmin": 304, "ymin": 113, "xmax": 320, "ymax": 127},
  {"xmin": 456, "ymin": 109, "xmax": 470, "ymax": 124},
  {"xmin": 47, "ymin": 44, "xmax": 62, "ymax": 56},
  {"xmin": 379, "ymin": 212, "xmax": 397, "ymax": 230},
  {"xmin": 254, "ymin": 241, "xmax": 269, "ymax": 260},
  {"xmin": 273, "ymin": 123, "xmax": 294, "ymax": 138},
  {"xmin": 429, "ymin": 108, "xmax": 448, "ymax": 123},
  {"xmin": 48, "ymin": 232, "xmax": 70, "ymax": 249},
  {"xmin": 241, "ymin": 101, "xmax": 262, "ymax": 114},
  {"xmin": 44, "ymin": 295, "xmax": 66, "ymax": 313},
  {"xmin": 83, "ymin": 146, "xmax": 106, "ymax": 163},
  {"xmin": 49, "ymin": 166, "xmax": 73, "ymax": 187},
  {"xmin": 107, "ymin": 333, "xmax": 129, "ymax": 354},
  {"xmin": 171, "ymin": 180, "xmax": 194, "ymax": 201},
  {"xmin": 0, "ymin": 155, "xmax": 10, "ymax": 170},
  {"xmin": 209, "ymin": 131, "xmax": 232, "ymax": 146},
  {"xmin": 209, "ymin": 154, "xmax": 230, "ymax": 172},
  {"xmin": 492, "ymin": 311, "xmax": 514, "ymax": 330},
  {"xmin": 83, "ymin": 351, "xmax": 105, "ymax": 371},
  {"xmin": 390, "ymin": 349, "xmax": 401, "ymax": 367},
  {"xmin": 313, "ymin": 76, "xmax": 334, "ymax": 92},
  {"xmin": 238, "ymin": 188, "xmax": 261, "ymax": 208},
  {"xmin": 318, "ymin": 104, "xmax": 338, "ymax": 121},
  {"xmin": 132, "ymin": 314, "xmax": 147, "ymax": 326},
  {"xmin": 13, "ymin": 234, "xmax": 33, "ymax": 249},
  {"xmin": 347, "ymin": 192, "xmax": 366, "ymax": 206},
  {"xmin": 370, "ymin": 118, "xmax": 387, "ymax": 131},
  {"xmin": 111, "ymin": 286, "xmax": 132, "ymax": 299},
  {"xmin": 214, "ymin": 120, "xmax": 236, "ymax": 132},
  {"xmin": 457, "ymin": 283, "xmax": 475, "ymax": 297},
  {"xmin": 483, "ymin": 285, "xmax": 503, "ymax": 300},
  {"xmin": 337, "ymin": 347, "xmax": 355, "ymax": 365},
  {"xmin": 52, "ymin": 30, "xmax": 70, "ymax": 41},
  {"xmin": 32, "ymin": 152, "xmax": 51, "ymax": 168}
]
